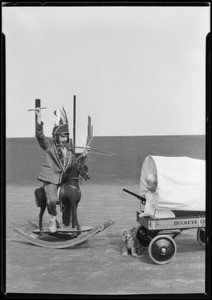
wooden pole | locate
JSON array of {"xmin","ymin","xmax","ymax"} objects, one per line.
[
  {"xmin": 73, "ymin": 95, "xmax": 76, "ymax": 151},
  {"xmin": 35, "ymin": 99, "xmax": 41, "ymax": 136},
  {"xmin": 87, "ymin": 116, "xmax": 91, "ymax": 138},
  {"xmin": 87, "ymin": 115, "xmax": 93, "ymax": 145}
]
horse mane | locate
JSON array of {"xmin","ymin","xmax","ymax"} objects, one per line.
[{"xmin": 61, "ymin": 155, "xmax": 85, "ymax": 182}]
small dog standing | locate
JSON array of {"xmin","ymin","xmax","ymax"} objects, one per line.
[{"xmin": 121, "ymin": 227, "xmax": 138, "ymax": 257}]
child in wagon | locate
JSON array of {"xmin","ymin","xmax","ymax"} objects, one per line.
[{"xmin": 34, "ymin": 107, "xmax": 75, "ymax": 233}]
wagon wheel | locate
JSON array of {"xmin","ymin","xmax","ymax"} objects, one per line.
[
  {"xmin": 148, "ymin": 235, "xmax": 177, "ymax": 265},
  {"xmin": 197, "ymin": 228, "xmax": 205, "ymax": 246},
  {"xmin": 134, "ymin": 225, "xmax": 152, "ymax": 249}
]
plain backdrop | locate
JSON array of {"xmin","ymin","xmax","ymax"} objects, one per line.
[{"xmin": 2, "ymin": 6, "xmax": 210, "ymax": 146}]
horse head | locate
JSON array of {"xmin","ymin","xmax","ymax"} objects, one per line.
[
  {"xmin": 78, "ymin": 164, "xmax": 90, "ymax": 181},
  {"xmin": 61, "ymin": 157, "xmax": 90, "ymax": 184}
]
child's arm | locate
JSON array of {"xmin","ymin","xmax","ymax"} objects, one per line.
[
  {"xmin": 35, "ymin": 107, "xmax": 42, "ymax": 124},
  {"xmin": 35, "ymin": 108, "xmax": 49, "ymax": 150}
]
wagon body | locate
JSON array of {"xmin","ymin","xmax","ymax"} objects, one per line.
[
  {"xmin": 136, "ymin": 210, "xmax": 205, "ymax": 231},
  {"xmin": 135, "ymin": 210, "xmax": 205, "ymax": 264}
]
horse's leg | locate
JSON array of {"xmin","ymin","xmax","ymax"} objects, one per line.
[
  {"xmin": 62, "ymin": 184, "xmax": 81, "ymax": 229},
  {"xmin": 70, "ymin": 207, "xmax": 74, "ymax": 228},
  {"xmin": 72, "ymin": 203, "xmax": 81, "ymax": 231},
  {"xmin": 72, "ymin": 190, "xmax": 81, "ymax": 230},
  {"xmin": 39, "ymin": 204, "xmax": 46, "ymax": 231},
  {"xmin": 61, "ymin": 185, "xmax": 74, "ymax": 227},
  {"xmin": 34, "ymin": 186, "xmax": 47, "ymax": 231},
  {"xmin": 62, "ymin": 195, "xmax": 71, "ymax": 226},
  {"xmin": 76, "ymin": 190, "xmax": 81, "ymax": 209},
  {"xmin": 62, "ymin": 203, "xmax": 72, "ymax": 226},
  {"xmin": 64, "ymin": 186, "xmax": 77, "ymax": 228}
]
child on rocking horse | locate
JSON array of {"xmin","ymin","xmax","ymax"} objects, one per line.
[{"xmin": 34, "ymin": 107, "xmax": 75, "ymax": 233}]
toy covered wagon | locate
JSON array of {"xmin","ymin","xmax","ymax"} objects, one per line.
[{"xmin": 124, "ymin": 155, "xmax": 205, "ymax": 264}]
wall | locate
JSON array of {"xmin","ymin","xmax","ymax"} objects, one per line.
[{"xmin": 6, "ymin": 135, "xmax": 205, "ymax": 185}]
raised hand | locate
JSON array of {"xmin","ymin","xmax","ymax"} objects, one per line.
[{"xmin": 35, "ymin": 107, "xmax": 42, "ymax": 124}]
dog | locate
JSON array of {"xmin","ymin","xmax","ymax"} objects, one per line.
[{"xmin": 121, "ymin": 227, "xmax": 138, "ymax": 257}]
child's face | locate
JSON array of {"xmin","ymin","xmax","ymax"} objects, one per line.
[{"xmin": 59, "ymin": 134, "xmax": 68, "ymax": 146}]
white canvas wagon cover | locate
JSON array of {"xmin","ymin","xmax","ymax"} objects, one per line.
[{"xmin": 140, "ymin": 155, "xmax": 205, "ymax": 212}]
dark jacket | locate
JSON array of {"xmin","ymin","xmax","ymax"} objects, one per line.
[{"xmin": 36, "ymin": 122, "xmax": 73, "ymax": 185}]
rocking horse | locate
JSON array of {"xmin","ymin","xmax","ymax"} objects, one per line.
[{"xmin": 34, "ymin": 154, "xmax": 90, "ymax": 231}]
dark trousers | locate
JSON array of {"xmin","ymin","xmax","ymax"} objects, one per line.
[{"xmin": 44, "ymin": 182, "xmax": 58, "ymax": 216}]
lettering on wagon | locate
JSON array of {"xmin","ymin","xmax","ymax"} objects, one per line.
[
  {"xmin": 199, "ymin": 218, "xmax": 205, "ymax": 226},
  {"xmin": 174, "ymin": 219, "xmax": 198, "ymax": 226},
  {"xmin": 149, "ymin": 221, "xmax": 159, "ymax": 229}
]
